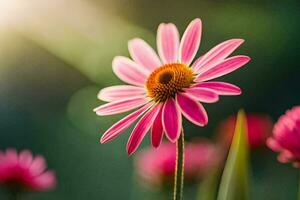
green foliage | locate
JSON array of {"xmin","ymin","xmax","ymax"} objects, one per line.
[{"xmin": 217, "ymin": 110, "xmax": 250, "ymax": 200}]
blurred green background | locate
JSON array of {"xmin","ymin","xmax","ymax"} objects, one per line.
[{"xmin": 0, "ymin": 0, "xmax": 299, "ymax": 199}]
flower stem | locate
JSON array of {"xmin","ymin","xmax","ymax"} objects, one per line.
[{"xmin": 173, "ymin": 130, "xmax": 185, "ymax": 200}]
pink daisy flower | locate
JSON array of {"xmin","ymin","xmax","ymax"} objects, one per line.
[
  {"xmin": 218, "ymin": 113, "xmax": 273, "ymax": 149},
  {"xmin": 0, "ymin": 148, "xmax": 56, "ymax": 192},
  {"xmin": 134, "ymin": 140, "xmax": 221, "ymax": 187},
  {"xmin": 267, "ymin": 106, "xmax": 300, "ymax": 167},
  {"xmin": 94, "ymin": 18, "xmax": 251, "ymax": 155}
]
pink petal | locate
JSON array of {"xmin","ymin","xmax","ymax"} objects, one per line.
[
  {"xmin": 33, "ymin": 171, "xmax": 56, "ymax": 190},
  {"xmin": 19, "ymin": 150, "xmax": 33, "ymax": 168},
  {"xmin": 112, "ymin": 56, "xmax": 148, "ymax": 86},
  {"xmin": 127, "ymin": 104, "xmax": 162, "ymax": 155},
  {"xmin": 157, "ymin": 23, "xmax": 180, "ymax": 63},
  {"xmin": 162, "ymin": 98, "xmax": 182, "ymax": 142},
  {"xmin": 195, "ymin": 55, "xmax": 251, "ymax": 82},
  {"xmin": 93, "ymin": 97, "xmax": 148, "ymax": 116},
  {"xmin": 176, "ymin": 93, "xmax": 208, "ymax": 126},
  {"xmin": 179, "ymin": 18, "xmax": 202, "ymax": 65},
  {"xmin": 266, "ymin": 138, "xmax": 283, "ymax": 152},
  {"xmin": 5, "ymin": 148, "xmax": 18, "ymax": 164},
  {"xmin": 30, "ymin": 156, "xmax": 46, "ymax": 176},
  {"xmin": 151, "ymin": 106, "xmax": 164, "ymax": 148},
  {"xmin": 100, "ymin": 104, "xmax": 151, "ymax": 143},
  {"xmin": 185, "ymin": 87, "xmax": 219, "ymax": 103},
  {"xmin": 128, "ymin": 38, "xmax": 162, "ymax": 72},
  {"xmin": 192, "ymin": 81, "xmax": 241, "ymax": 95},
  {"xmin": 0, "ymin": 151, "xmax": 5, "ymax": 163},
  {"xmin": 192, "ymin": 39, "xmax": 244, "ymax": 73},
  {"xmin": 98, "ymin": 85, "xmax": 146, "ymax": 102}
]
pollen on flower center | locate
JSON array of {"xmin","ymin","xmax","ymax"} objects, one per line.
[{"xmin": 146, "ymin": 63, "xmax": 194, "ymax": 102}]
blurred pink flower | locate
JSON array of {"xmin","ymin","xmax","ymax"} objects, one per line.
[
  {"xmin": 0, "ymin": 148, "xmax": 56, "ymax": 192},
  {"xmin": 134, "ymin": 140, "xmax": 221, "ymax": 186},
  {"xmin": 218, "ymin": 113, "xmax": 273, "ymax": 149},
  {"xmin": 94, "ymin": 18, "xmax": 250, "ymax": 155},
  {"xmin": 267, "ymin": 106, "xmax": 300, "ymax": 167}
]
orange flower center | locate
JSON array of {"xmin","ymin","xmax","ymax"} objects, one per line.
[{"xmin": 146, "ymin": 63, "xmax": 194, "ymax": 102}]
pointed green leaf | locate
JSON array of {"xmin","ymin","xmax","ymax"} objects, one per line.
[
  {"xmin": 196, "ymin": 167, "xmax": 220, "ymax": 200},
  {"xmin": 217, "ymin": 110, "xmax": 250, "ymax": 200}
]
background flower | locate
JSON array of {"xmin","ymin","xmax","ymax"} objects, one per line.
[
  {"xmin": 0, "ymin": 148, "xmax": 56, "ymax": 192},
  {"xmin": 267, "ymin": 106, "xmax": 300, "ymax": 167},
  {"xmin": 217, "ymin": 113, "xmax": 273, "ymax": 149},
  {"xmin": 134, "ymin": 139, "xmax": 221, "ymax": 187}
]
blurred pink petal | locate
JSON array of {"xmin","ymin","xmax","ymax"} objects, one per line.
[
  {"xmin": 98, "ymin": 85, "xmax": 145, "ymax": 102},
  {"xmin": 19, "ymin": 150, "xmax": 33, "ymax": 168},
  {"xmin": 196, "ymin": 55, "xmax": 251, "ymax": 82},
  {"xmin": 157, "ymin": 23, "xmax": 179, "ymax": 63},
  {"xmin": 0, "ymin": 149, "xmax": 56, "ymax": 192},
  {"xmin": 135, "ymin": 140, "xmax": 221, "ymax": 186},
  {"xmin": 179, "ymin": 18, "xmax": 202, "ymax": 65},
  {"xmin": 32, "ymin": 171, "xmax": 56, "ymax": 190},
  {"xmin": 128, "ymin": 38, "xmax": 162, "ymax": 72},
  {"xmin": 162, "ymin": 98, "xmax": 182, "ymax": 142},
  {"xmin": 192, "ymin": 39, "xmax": 244, "ymax": 73},
  {"xmin": 30, "ymin": 156, "xmax": 46, "ymax": 176},
  {"xmin": 127, "ymin": 104, "xmax": 162, "ymax": 155},
  {"xmin": 176, "ymin": 93, "xmax": 208, "ymax": 126},
  {"xmin": 218, "ymin": 113, "xmax": 273, "ymax": 149},
  {"xmin": 193, "ymin": 82, "xmax": 241, "ymax": 95},
  {"xmin": 93, "ymin": 97, "xmax": 148, "ymax": 116},
  {"xmin": 267, "ymin": 106, "xmax": 300, "ymax": 167}
]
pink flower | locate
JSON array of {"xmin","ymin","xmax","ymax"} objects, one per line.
[
  {"xmin": 218, "ymin": 113, "xmax": 273, "ymax": 149},
  {"xmin": 134, "ymin": 140, "xmax": 221, "ymax": 186},
  {"xmin": 0, "ymin": 149, "xmax": 56, "ymax": 192},
  {"xmin": 267, "ymin": 106, "xmax": 300, "ymax": 167},
  {"xmin": 94, "ymin": 18, "xmax": 251, "ymax": 155}
]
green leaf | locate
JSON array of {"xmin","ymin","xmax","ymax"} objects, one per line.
[
  {"xmin": 196, "ymin": 167, "xmax": 220, "ymax": 200},
  {"xmin": 217, "ymin": 110, "xmax": 250, "ymax": 200}
]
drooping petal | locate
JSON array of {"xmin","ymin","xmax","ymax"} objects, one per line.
[
  {"xmin": 100, "ymin": 104, "xmax": 151, "ymax": 144},
  {"xmin": 112, "ymin": 56, "xmax": 148, "ymax": 86},
  {"xmin": 192, "ymin": 39, "xmax": 244, "ymax": 73},
  {"xmin": 157, "ymin": 23, "xmax": 180, "ymax": 63},
  {"xmin": 127, "ymin": 104, "xmax": 162, "ymax": 155},
  {"xmin": 19, "ymin": 150, "xmax": 33, "ymax": 168},
  {"xmin": 151, "ymin": 105, "xmax": 164, "ymax": 148},
  {"xmin": 176, "ymin": 93, "xmax": 208, "ymax": 126},
  {"xmin": 98, "ymin": 85, "xmax": 146, "ymax": 102},
  {"xmin": 193, "ymin": 81, "xmax": 241, "ymax": 95},
  {"xmin": 94, "ymin": 97, "xmax": 148, "ymax": 116},
  {"xmin": 179, "ymin": 18, "xmax": 202, "ymax": 65},
  {"xmin": 128, "ymin": 38, "xmax": 162, "ymax": 72},
  {"xmin": 195, "ymin": 55, "xmax": 251, "ymax": 82},
  {"xmin": 185, "ymin": 87, "xmax": 219, "ymax": 103},
  {"xmin": 162, "ymin": 98, "xmax": 182, "ymax": 142}
]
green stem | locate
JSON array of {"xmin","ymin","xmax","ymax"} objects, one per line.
[{"xmin": 173, "ymin": 130, "xmax": 185, "ymax": 200}]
